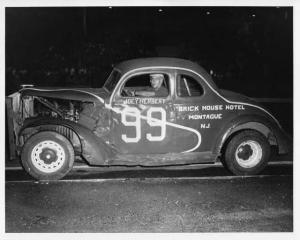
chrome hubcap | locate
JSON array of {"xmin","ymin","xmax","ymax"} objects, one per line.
[{"xmin": 235, "ymin": 140, "xmax": 262, "ymax": 168}]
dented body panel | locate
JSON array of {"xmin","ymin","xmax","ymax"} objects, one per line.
[
  {"xmin": 19, "ymin": 117, "xmax": 115, "ymax": 165},
  {"xmin": 8, "ymin": 57, "xmax": 290, "ymax": 167}
]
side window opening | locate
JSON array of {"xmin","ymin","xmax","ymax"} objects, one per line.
[
  {"xmin": 121, "ymin": 73, "xmax": 170, "ymax": 98},
  {"xmin": 177, "ymin": 74, "xmax": 204, "ymax": 97}
]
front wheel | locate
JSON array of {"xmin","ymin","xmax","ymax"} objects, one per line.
[
  {"xmin": 21, "ymin": 131, "xmax": 75, "ymax": 180},
  {"xmin": 223, "ymin": 130, "xmax": 271, "ymax": 175}
]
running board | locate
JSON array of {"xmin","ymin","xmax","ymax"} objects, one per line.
[{"xmin": 104, "ymin": 152, "xmax": 218, "ymax": 166}]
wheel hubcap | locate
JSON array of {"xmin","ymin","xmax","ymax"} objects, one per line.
[
  {"xmin": 31, "ymin": 140, "xmax": 66, "ymax": 173},
  {"xmin": 235, "ymin": 140, "xmax": 262, "ymax": 168},
  {"xmin": 39, "ymin": 148, "xmax": 58, "ymax": 164}
]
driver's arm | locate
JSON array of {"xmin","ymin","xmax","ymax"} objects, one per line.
[{"xmin": 134, "ymin": 90, "xmax": 155, "ymax": 97}]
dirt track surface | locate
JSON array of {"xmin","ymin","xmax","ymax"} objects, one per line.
[{"xmin": 6, "ymin": 174, "xmax": 292, "ymax": 232}]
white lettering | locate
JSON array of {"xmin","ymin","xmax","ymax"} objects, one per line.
[
  {"xmin": 121, "ymin": 107, "xmax": 141, "ymax": 143},
  {"xmin": 188, "ymin": 114, "xmax": 222, "ymax": 120},
  {"xmin": 121, "ymin": 107, "xmax": 167, "ymax": 143},
  {"xmin": 123, "ymin": 98, "xmax": 166, "ymax": 105},
  {"xmin": 200, "ymin": 123, "xmax": 210, "ymax": 129},
  {"xmin": 225, "ymin": 105, "xmax": 245, "ymax": 110},
  {"xmin": 201, "ymin": 105, "xmax": 223, "ymax": 111},
  {"xmin": 177, "ymin": 105, "xmax": 200, "ymax": 112},
  {"xmin": 146, "ymin": 107, "xmax": 166, "ymax": 141}
]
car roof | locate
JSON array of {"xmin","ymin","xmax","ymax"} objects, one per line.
[{"xmin": 115, "ymin": 57, "xmax": 217, "ymax": 89}]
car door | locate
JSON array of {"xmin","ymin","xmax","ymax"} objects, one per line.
[
  {"xmin": 172, "ymin": 70, "xmax": 224, "ymax": 153},
  {"xmin": 110, "ymin": 70, "xmax": 178, "ymax": 154}
]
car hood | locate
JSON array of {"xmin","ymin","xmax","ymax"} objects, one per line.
[{"xmin": 19, "ymin": 87, "xmax": 110, "ymax": 103}]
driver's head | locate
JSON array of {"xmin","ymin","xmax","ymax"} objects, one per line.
[{"xmin": 150, "ymin": 74, "xmax": 164, "ymax": 89}]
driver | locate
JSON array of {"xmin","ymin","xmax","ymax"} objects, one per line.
[{"xmin": 135, "ymin": 73, "xmax": 168, "ymax": 97}]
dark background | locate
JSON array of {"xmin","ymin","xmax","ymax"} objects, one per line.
[{"xmin": 5, "ymin": 7, "xmax": 293, "ymax": 98}]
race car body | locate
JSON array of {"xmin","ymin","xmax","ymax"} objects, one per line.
[{"xmin": 7, "ymin": 58, "xmax": 291, "ymax": 180}]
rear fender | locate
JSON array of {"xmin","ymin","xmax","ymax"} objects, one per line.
[
  {"xmin": 213, "ymin": 114, "xmax": 291, "ymax": 156},
  {"xmin": 19, "ymin": 117, "xmax": 116, "ymax": 165}
]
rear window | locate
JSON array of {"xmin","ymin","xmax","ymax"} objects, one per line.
[{"xmin": 177, "ymin": 74, "xmax": 204, "ymax": 97}]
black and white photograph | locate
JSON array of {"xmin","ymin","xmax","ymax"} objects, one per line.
[{"xmin": 2, "ymin": 0, "xmax": 297, "ymax": 238}]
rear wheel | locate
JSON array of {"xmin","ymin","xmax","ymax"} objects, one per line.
[
  {"xmin": 21, "ymin": 131, "xmax": 75, "ymax": 180},
  {"xmin": 223, "ymin": 130, "xmax": 271, "ymax": 175}
]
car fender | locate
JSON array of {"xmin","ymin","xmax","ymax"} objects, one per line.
[
  {"xmin": 19, "ymin": 117, "xmax": 116, "ymax": 165},
  {"xmin": 213, "ymin": 114, "xmax": 291, "ymax": 156}
]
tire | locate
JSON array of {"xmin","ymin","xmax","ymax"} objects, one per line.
[
  {"xmin": 21, "ymin": 131, "xmax": 75, "ymax": 180},
  {"xmin": 223, "ymin": 130, "xmax": 271, "ymax": 175}
]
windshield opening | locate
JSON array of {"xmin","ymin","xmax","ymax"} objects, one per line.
[{"xmin": 103, "ymin": 69, "xmax": 122, "ymax": 93}]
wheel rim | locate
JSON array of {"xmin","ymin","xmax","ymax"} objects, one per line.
[
  {"xmin": 235, "ymin": 140, "xmax": 263, "ymax": 168},
  {"xmin": 31, "ymin": 140, "xmax": 66, "ymax": 173}
]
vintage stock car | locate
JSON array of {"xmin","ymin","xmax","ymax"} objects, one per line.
[{"xmin": 7, "ymin": 58, "xmax": 290, "ymax": 180}]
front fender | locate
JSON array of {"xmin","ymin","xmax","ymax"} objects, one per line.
[
  {"xmin": 19, "ymin": 117, "xmax": 116, "ymax": 165},
  {"xmin": 213, "ymin": 114, "xmax": 291, "ymax": 155}
]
